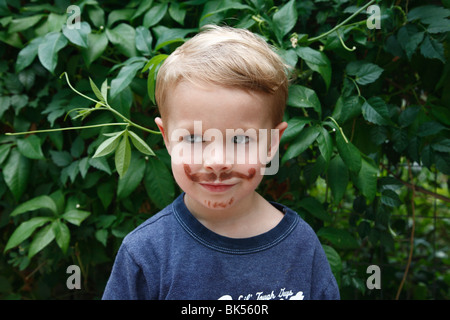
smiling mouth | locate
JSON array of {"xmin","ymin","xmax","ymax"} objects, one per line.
[{"xmin": 199, "ymin": 183, "xmax": 236, "ymax": 192}]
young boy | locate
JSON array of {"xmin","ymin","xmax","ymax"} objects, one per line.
[{"xmin": 102, "ymin": 25, "xmax": 340, "ymax": 300}]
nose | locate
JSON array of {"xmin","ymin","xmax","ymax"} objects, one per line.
[{"xmin": 203, "ymin": 142, "xmax": 232, "ymax": 173}]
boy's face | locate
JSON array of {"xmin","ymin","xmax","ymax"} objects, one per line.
[{"xmin": 155, "ymin": 81, "xmax": 287, "ymax": 212}]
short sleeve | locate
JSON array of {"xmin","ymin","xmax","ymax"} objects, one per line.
[
  {"xmin": 310, "ymin": 239, "xmax": 340, "ymax": 300},
  {"xmin": 102, "ymin": 243, "xmax": 150, "ymax": 300}
]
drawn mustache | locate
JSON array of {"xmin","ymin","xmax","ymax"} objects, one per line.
[{"xmin": 184, "ymin": 165, "xmax": 256, "ymax": 183}]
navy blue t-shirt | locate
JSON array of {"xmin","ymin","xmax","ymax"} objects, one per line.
[{"xmin": 102, "ymin": 193, "xmax": 340, "ymax": 300}]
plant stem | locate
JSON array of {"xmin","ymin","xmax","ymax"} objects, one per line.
[
  {"xmin": 60, "ymin": 72, "xmax": 106, "ymax": 107},
  {"xmin": 325, "ymin": 116, "xmax": 349, "ymax": 143},
  {"xmin": 307, "ymin": 0, "xmax": 376, "ymax": 43},
  {"xmin": 104, "ymin": 105, "xmax": 160, "ymax": 135},
  {"xmin": 61, "ymin": 72, "xmax": 161, "ymax": 135},
  {"xmin": 5, "ymin": 123, "xmax": 128, "ymax": 136},
  {"xmin": 396, "ymin": 159, "xmax": 416, "ymax": 300}
]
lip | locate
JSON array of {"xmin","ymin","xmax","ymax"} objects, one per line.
[{"xmin": 199, "ymin": 183, "xmax": 236, "ymax": 193}]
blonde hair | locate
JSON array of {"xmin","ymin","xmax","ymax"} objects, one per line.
[{"xmin": 155, "ymin": 25, "xmax": 289, "ymax": 125}]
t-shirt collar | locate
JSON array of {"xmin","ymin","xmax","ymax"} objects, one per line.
[{"xmin": 172, "ymin": 192, "xmax": 299, "ymax": 254}]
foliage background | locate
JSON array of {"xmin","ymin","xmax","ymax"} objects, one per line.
[{"xmin": 0, "ymin": 0, "xmax": 449, "ymax": 299}]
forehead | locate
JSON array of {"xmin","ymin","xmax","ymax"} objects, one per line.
[{"xmin": 164, "ymin": 81, "xmax": 274, "ymax": 130}]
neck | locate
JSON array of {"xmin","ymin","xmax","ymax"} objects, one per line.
[
  {"xmin": 184, "ymin": 192, "xmax": 284, "ymax": 238},
  {"xmin": 184, "ymin": 191, "xmax": 264, "ymax": 238}
]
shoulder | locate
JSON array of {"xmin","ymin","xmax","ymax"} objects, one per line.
[
  {"xmin": 121, "ymin": 204, "xmax": 177, "ymax": 253},
  {"xmin": 274, "ymin": 201, "xmax": 320, "ymax": 244}
]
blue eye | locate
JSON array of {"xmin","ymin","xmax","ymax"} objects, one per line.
[
  {"xmin": 233, "ymin": 135, "xmax": 250, "ymax": 144},
  {"xmin": 184, "ymin": 135, "xmax": 203, "ymax": 143}
]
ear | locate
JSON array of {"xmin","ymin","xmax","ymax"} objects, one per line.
[
  {"xmin": 154, "ymin": 117, "xmax": 171, "ymax": 154},
  {"xmin": 267, "ymin": 121, "xmax": 288, "ymax": 161}
]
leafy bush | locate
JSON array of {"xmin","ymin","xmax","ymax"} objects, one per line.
[{"xmin": 1, "ymin": 0, "xmax": 449, "ymax": 299}]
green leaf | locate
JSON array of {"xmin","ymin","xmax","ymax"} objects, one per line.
[
  {"xmin": 131, "ymin": 0, "xmax": 153, "ymax": 20},
  {"xmin": 4, "ymin": 217, "xmax": 52, "ymax": 252},
  {"xmin": 317, "ymin": 126, "xmax": 333, "ymax": 164},
  {"xmin": 17, "ymin": 135, "xmax": 44, "ymax": 160},
  {"xmin": 392, "ymin": 128, "xmax": 408, "ymax": 152},
  {"xmin": 110, "ymin": 61, "xmax": 145, "ymax": 99},
  {"xmin": 117, "ymin": 155, "xmax": 146, "ymax": 199},
  {"xmin": 322, "ymin": 245, "xmax": 342, "ymax": 274},
  {"xmin": 106, "ymin": 23, "xmax": 137, "ymax": 58},
  {"xmin": 97, "ymin": 183, "xmax": 115, "ymax": 209},
  {"xmin": 152, "ymin": 26, "xmax": 195, "ymax": 51},
  {"xmin": 398, "ymin": 105, "xmax": 420, "ymax": 128},
  {"xmin": 143, "ymin": 2, "xmax": 168, "ymax": 28},
  {"xmin": 93, "ymin": 131, "xmax": 124, "ymax": 158},
  {"xmin": 95, "ymin": 229, "xmax": 108, "ymax": 247},
  {"xmin": 397, "ymin": 25, "xmax": 424, "ymax": 60},
  {"xmin": 37, "ymin": 32, "xmax": 68, "ymax": 73},
  {"xmin": 420, "ymin": 35, "xmax": 445, "ymax": 63},
  {"xmin": 101, "ymin": 79, "xmax": 108, "ymax": 104},
  {"xmin": 346, "ymin": 61, "xmax": 383, "ymax": 85},
  {"xmin": 287, "ymin": 85, "xmax": 322, "ymax": 116},
  {"xmin": 426, "ymin": 19, "xmax": 450, "ymax": 34},
  {"xmin": 407, "ymin": 5, "xmax": 450, "ymax": 24},
  {"xmin": 0, "ymin": 143, "xmax": 12, "ymax": 166},
  {"xmin": 135, "ymin": 26, "xmax": 153, "ymax": 55},
  {"xmin": 62, "ymin": 209, "xmax": 91, "ymax": 226},
  {"xmin": 332, "ymin": 95, "xmax": 363, "ymax": 124},
  {"xmin": 335, "ymin": 130, "xmax": 361, "ymax": 173},
  {"xmin": 317, "ymin": 227, "xmax": 359, "ymax": 249},
  {"xmin": 115, "ymin": 133, "xmax": 131, "ymax": 178},
  {"xmin": 70, "ymin": 136, "xmax": 85, "ymax": 159},
  {"xmin": 272, "ymin": 0, "xmax": 297, "ymax": 44},
  {"xmin": 361, "ymin": 96, "xmax": 390, "ymax": 125},
  {"xmin": 298, "ymin": 197, "xmax": 332, "ymax": 222},
  {"xmin": 143, "ymin": 54, "xmax": 169, "ymax": 104},
  {"xmin": 381, "ymin": 189, "xmax": 402, "ymax": 207},
  {"xmin": 82, "ymin": 32, "xmax": 108, "ymax": 67},
  {"xmin": 87, "ymin": 5, "xmax": 105, "ymax": 28},
  {"xmin": 328, "ymin": 155, "xmax": 349, "ymax": 204},
  {"xmin": 281, "ymin": 126, "xmax": 320, "ymax": 164},
  {"xmin": 3, "ymin": 149, "xmax": 30, "ymax": 201},
  {"xmin": 128, "ymin": 130, "xmax": 155, "ymax": 156},
  {"xmin": 280, "ymin": 117, "xmax": 311, "ymax": 144},
  {"xmin": 49, "ymin": 150, "xmax": 72, "ymax": 167},
  {"xmin": 352, "ymin": 157, "xmax": 378, "ymax": 202},
  {"xmin": 89, "ymin": 77, "xmax": 105, "ymax": 102},
  {"xmin": 416, "ymin": 121, "xmax": 446, "ymax": 137},
  {"xmin": 106, "ymin": 8, "xmax": 134, "ymax": 28},
  {"xmin": 88, "ymin": 157, "xmax": 111, "ymax": 175},
  {"xmin": 295, "ymin": 46, "xmax": 331, "ymax": 90},
  {"xmin": 8, "ymin": 14, "xmax": 45, "ymax": 33},
  {"xmin": 10, "ymin": 195, "xmax": 58, "ymax": 217},
  {"xmin": 15, "ymin": 37, "xmax": 44, "ymax": 72},
  {"xmin": 199, "ymin": 2, "xmax": 251, "ymax": 25},
  {"xmin": 431, "ymin": 139, "xmax": 450, "ymax": 152},
  {"xmin": 144, "ymin": 156, "xmax": 175, "ymax": 209},
  {"xmin": 52, "ymin": 220, "xmax": 70, "ymax": 254},
  {"xmin": 169, "ymin": 2, "xmax": 187, "ymax": 25},
  {"xmin": 28, "ymin": 223, "xmax": 55, "ymax": 259},
  {"xmin": 62, "ymin": 21, "xmax": 91, "ymax": 48}
]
